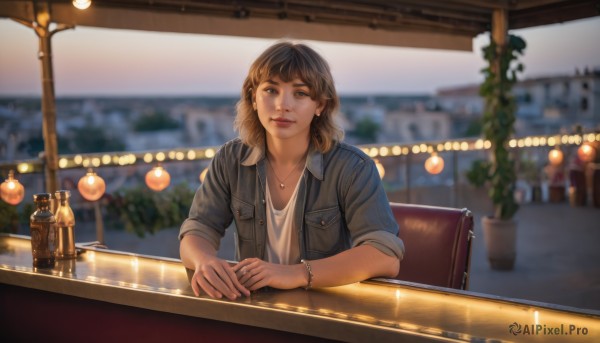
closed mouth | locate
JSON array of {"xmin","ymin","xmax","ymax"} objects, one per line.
[{"xmin": 271, "ymin": 117, "xmax": 294, "ymax": 123}]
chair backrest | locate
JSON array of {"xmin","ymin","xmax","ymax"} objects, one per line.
[{"xmin": 390, "ymin": 202, "xmax": 474, "ymax": 290}]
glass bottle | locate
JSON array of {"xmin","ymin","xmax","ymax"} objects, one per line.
[
  {"xmin": 55, "ymin": 190, "xmax": 76, "ymax": 259},
  {"xmin": 30, "ymin": 193, "xmax": 57, "ymax": 268}
]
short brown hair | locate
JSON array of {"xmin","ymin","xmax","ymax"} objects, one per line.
[{"xmin": 234, "ymin": 41, "xmax": 343, "ymax": 153}]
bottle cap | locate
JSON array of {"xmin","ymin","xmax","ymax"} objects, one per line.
[
  {"xmin": 55, "ymin": 190, "xmax": 71, "ymax": 200},
  {"xmin": 33, "ymin": 193, "xmax": 51, "ymax": 203}
]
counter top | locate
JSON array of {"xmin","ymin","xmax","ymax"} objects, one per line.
[{"xmin": 1, "ymin": 234, "xmax": 598, "ymax": 342}]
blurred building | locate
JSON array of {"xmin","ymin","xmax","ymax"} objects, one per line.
[{"xmin": 436, "ymin": 68, "xmax": 600, "ymax": 135}]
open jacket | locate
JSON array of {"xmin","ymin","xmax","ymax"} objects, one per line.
[{"xmin": 179, "ymin": 138, "xmax": 405, "ymax": 262}]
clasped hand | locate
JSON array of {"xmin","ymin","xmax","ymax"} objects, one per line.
[{"xmin": 190, "ymin": 257, "xmax": 305, "ymax": 300}]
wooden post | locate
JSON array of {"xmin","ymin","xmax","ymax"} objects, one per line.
[
  {"xmin": 492, "ymin": 8, "xmax": 508, "ymax": 70},
  {"xmin": 12, "ymin": 2, "xmax": 73, "ymax": 195}
]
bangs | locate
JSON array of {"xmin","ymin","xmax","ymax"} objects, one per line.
[
  {"xmin": 236, "ymin": 41, "xmax": 343, "ymax": 153},
  {"xmin": 252, "ymin": 46, "xmax": 324, "ymax": 99}
]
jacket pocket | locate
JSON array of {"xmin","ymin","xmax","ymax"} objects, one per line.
[
  {"xmin": 304, "ymin": 206, "xmax": 343, "ymax": 255},
  {"xmin": 230, "ymin": 196, "xmax": 255, "ymax": 241}
]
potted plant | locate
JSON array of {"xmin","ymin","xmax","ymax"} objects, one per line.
[{"xmin": 478, "ymin": 34, "xmax": 526, "ymax": 270}]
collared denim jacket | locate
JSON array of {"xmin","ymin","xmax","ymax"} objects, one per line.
[{"xmin": 179, "ymin": 138, "xmax": 405, "ymax": 262}]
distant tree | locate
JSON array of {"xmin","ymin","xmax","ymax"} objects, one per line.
[
  {"xmin": 71, "ymin": 126, "xmax": 125, "ymax": 153},
  {"xmin": 132, "ymin": 111, "xmax": 179, "ymax": 132},
  {"xmin": 350, "ymin": 117, "xmax": 380, "ymax": 143},
  {"xmin": 18, "ymin": 132, "xmax": 72, "ymax": 157}
]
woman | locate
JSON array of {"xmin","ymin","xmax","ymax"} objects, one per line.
[{"xmin": 179, "ymin": 41, "xmax": 404, "ymax": 300}]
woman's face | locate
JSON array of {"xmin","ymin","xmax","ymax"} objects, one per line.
[{"xmin": 254, "ymin": 75, "xmax": 324, "ymax": 145}]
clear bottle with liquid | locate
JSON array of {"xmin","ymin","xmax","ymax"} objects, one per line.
[
  {"xmin": 55, "ymin": 190, "xmax": 76, "ymax": 259},
  {"xmin": 30, "ymin": 193, "xmax": 57, "ymax": 268}
]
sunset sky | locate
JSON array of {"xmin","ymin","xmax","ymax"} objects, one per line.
[{"xmin": 0, "ymin": 16, "xmax": 599, "ymax": 96}]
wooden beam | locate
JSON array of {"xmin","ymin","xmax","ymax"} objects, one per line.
[{"xmin": 492, "ymin": 7, "xmax": 508, "ymax": 47}]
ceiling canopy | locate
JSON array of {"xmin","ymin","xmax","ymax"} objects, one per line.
[{"xmin": 1, "ymin": 1, "xmax": 598, "ymax": 51}]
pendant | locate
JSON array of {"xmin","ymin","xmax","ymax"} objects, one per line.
[{"xmin": 280, "ymin": 183, "xmax": 285, "ymax": 189}]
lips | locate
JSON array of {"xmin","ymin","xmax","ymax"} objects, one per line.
[
  {"xmin": 271, "ymin": 117, "xmax": 294, "ymax": 127},
  {"xmin": 271, "ymin": 117, "xmax": 294, "ymax": 123}
]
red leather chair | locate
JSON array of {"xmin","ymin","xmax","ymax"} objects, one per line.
[{"xmin": 390, "ymin": 202, "xmax": 474, "ymax": 290}]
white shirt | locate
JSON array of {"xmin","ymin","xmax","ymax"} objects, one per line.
[{"xmin": 264, "ymin": 175, "xmax": 302, "ymax": 265}]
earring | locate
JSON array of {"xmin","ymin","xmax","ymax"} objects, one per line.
[
  {"xmin": 253, "ymin": 102, "xmax": 257, "ymax": 111},
  {"xmin": 315, "ymin": 113, "xmax": 320, "ymax": 117}
]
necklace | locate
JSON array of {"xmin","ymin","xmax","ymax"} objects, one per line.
[{"xmin": 266, "ymin": 154, "xmax": 306, "ymax": 190}]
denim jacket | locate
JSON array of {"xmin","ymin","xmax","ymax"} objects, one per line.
[{"xmin": 179, "ymin": 138, "xmax": 405, "ymax": 262}]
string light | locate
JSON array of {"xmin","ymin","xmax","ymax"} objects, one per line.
[
  {"xmin": 1, "ymin": 170, "xmax": 25, "ymax": 205},
  {"xmin": 374, "ymin": 159, "xmax": 385, "ymax": 179},
  {"xmin": 77, "ymin": 169, "xmax": 106, "ymax": 201},
  {"xmin": 146, "ymin": 165, "xmax": 170, "ymax": 192}
]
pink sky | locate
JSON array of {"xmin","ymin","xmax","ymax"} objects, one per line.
[{"xmin": 0, "ymin": 16, "xmax": 599, "ymax": 96}]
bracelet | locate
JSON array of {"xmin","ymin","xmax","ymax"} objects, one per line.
[{"xmin": 300, "ymin": 259, "xmax": 313, "ymax": 290}]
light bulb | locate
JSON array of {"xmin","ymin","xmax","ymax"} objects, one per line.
[
  {"xmin": 577, "ymin": 143, "xmax": 596, "ymax": 163},
  {"xmin": 72, "ymin": 0, "xmax": 92, "ymax": 10},
  {"xmin": 78, "ymin": 169, "xmax": 106, "ymax": 201},
  {"xmin": 425, "ymin": 153, "xmax": 444, "ymax": 175},
  {"xmin": 548, "ymin": 148, "xmax": 564, "ymax": 166},
  {"xmin": 146, "ymin": 166, "xmax": 170, "ymax": 192},
  {"xmin": 1, "ymin": 170, "xmax": 25, "ymax": 205},
  {"xmin": 375, "ymin": 159, "xmax": 385, "ymax": 179}
]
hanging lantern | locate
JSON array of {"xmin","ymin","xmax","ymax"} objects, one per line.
[
  {"xmin": 72, "ymin": 0, "xmax": 92, "ymax": 10},
  {"xmin": 577, "ymin": 143, "xmax": 596, "ymax": 163},
  {"xmin": 424, "ymin": 152, "xmax": 444, "ymax": 175},
  {"xmin": 374, "ymin": 159, "xmax": 385, "ymax": 179},
  {"xmin": 77, "ymin": 169, "xmax": 106, "ymax": 201},
  {"xmin": 146, "ymin": 165, "xmax": 170, "ymax": 192},
  {"xmin": 199, "ymin": 167, "xmax": 209, "ymax": 183},
  {"xmin": 1, "ymin": 170, "xmax": 25, "ymax": 205},
  {"xmin": 548, "ymin": 148, "xmax": 564, "ymax": 166}
]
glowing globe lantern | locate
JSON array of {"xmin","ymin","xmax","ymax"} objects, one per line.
[
  {"xmin": 78, "ymin": 169, "xmax": 106, "ymax": 201},
  {"xmin": 548, "ymin": 148, "xmax": 564, "ymax": 166},
  {"xmin": 577, "ymin": 143, "xmax": 596, "ymax": 163},
  {"xmin": 1, "ymin": 170, "xmax": 25, "ymax": 205},
  {"xmin": 425, "ymin": 153, "xmax": 444, "ymax": 175},
  {"xmin": 146, "ymin": 165, "xmax": 170, "ymax": 192}
]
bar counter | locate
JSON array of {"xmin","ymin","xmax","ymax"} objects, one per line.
[{"xmin": 1, "ymin": 234, "xmax": 598, "ymax": 342}]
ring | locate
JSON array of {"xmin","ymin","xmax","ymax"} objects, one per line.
[{"xmin": 241, "ymin": 267, "xmax": 247, "ymax": 276}]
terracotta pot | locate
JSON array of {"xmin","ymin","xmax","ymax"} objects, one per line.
[{"xmin": 482, "ymin": 216, "xmax": 517, "ymax": 270}]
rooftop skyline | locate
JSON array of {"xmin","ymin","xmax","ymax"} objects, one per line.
[{"xmin": 0, "ymin": 16, "xmax": 599, "ymax": 97}]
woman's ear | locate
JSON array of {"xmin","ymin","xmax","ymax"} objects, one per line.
[{"xmin": 316, "ymin": 100, "xmax": 326, "ymax": 116}]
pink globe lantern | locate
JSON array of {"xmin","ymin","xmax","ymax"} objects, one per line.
[
  {"xmin": 77, "ymin": 169, "xmax": 106, "ymax": 201},
  {"xmin": 1, "ymin": 170, "xmax": 25, "ymax": 205},
  {"xmin": 425, "ymin": 153, "xmax": 445, "ymax": 175},
  {"xmin": 548, "ymin": 148, "xmax": 564, "ymax": 166},
  {"xmin": 146, "ymin": 165, "xmax": 170, "ymax": 192},
  {"xmin": 577, "ymin": 143, "xmax": 596, "ymax": 163}
]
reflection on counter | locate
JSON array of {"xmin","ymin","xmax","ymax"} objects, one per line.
[{"xmin": 1, "ymin": 234, "xmax": 599, "ymax": 342}]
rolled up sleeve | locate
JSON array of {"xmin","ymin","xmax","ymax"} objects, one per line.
[{"xmin": 342, "ymin": 157, "xmax": 405, "ymax": 260}]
